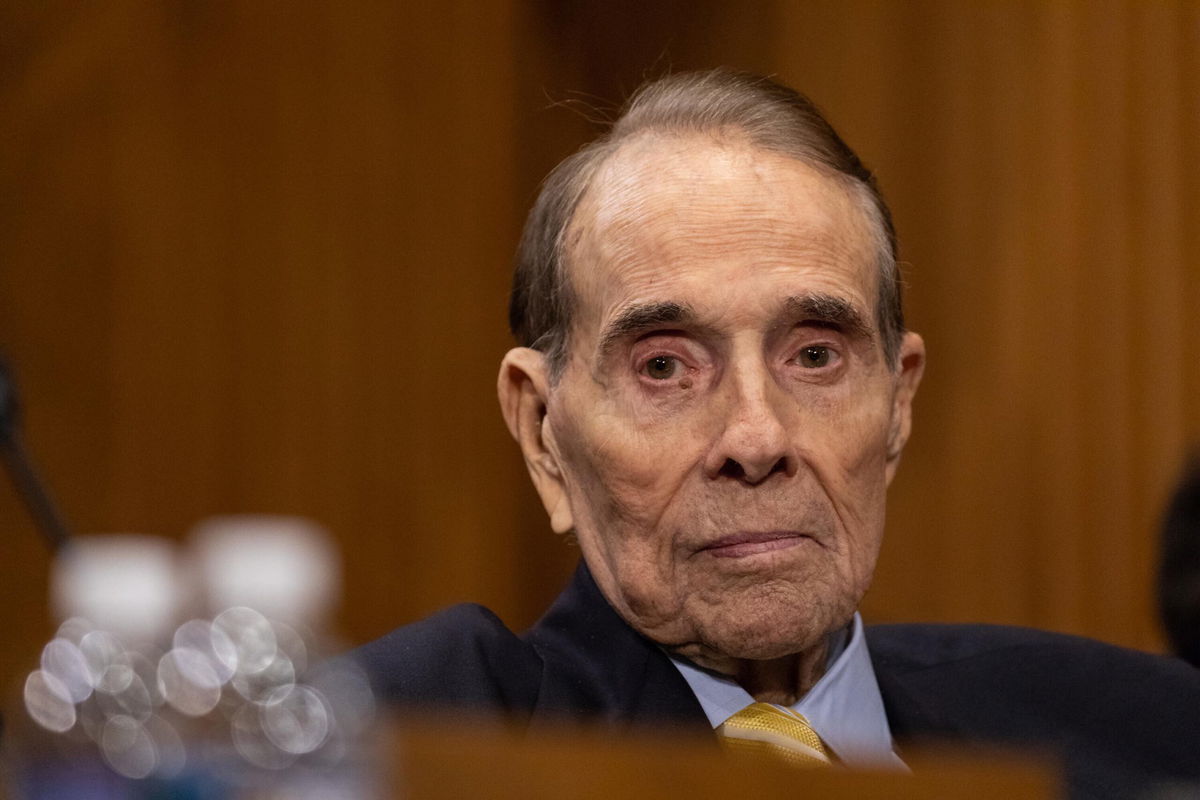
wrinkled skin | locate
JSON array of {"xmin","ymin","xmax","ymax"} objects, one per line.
[{"xmin": 499, "ymin": 132, "xmax": 924, "ymax": 699}]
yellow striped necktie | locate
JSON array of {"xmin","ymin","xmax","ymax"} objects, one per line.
[{"xmin": 717, "ymin": 702, "xmax": 833, "ymax": 769}]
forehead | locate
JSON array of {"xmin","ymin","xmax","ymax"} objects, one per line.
[{"xmin": 567, "ymin": 134, "xmax": 880, "ymax": 338}]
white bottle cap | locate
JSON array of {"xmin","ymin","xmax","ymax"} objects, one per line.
[
  {"xmin": 51, "ymin": 535, "xmax": 181, "ymax": 643},
  {"xmin": 189, "ymin": 515, "xmax": 339, "ymax": 627}
]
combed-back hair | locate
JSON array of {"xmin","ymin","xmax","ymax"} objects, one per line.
[{"xmin": 509, "ymin": 69, "xmax": 904, "ymax": 378}]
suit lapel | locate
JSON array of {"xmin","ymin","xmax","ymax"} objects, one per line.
[
  {"xmin": 523, "ymin": 561, "xmax": 709, "ymax": 731},
  {"xmin": 867, "ymin": 629, "xmax": 961, "ymax": 747}
]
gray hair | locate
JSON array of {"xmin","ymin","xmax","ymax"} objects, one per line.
[{"xmin": 508, "ymin": 69, "xmax": 904, "ymax": 378}]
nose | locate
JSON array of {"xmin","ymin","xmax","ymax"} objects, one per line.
[{"xmin": 704, "ymin": 361, "xmax": 796, "ymax": 485}]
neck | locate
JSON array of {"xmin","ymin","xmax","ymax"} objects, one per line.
[
  {"xmin": 740, "ymin": 639, "xmax": 831, "ymax": 705},
  {"xmin": 682, "ymin": 638, "xmax": 832, "ymax": 706}
]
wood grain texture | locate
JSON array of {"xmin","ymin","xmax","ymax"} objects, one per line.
[
  {"xmin": 1, "ymin": 1, "xmax": 1196, "ymax": 700},
  {"xmin": 771, "ymin": 0, "xmax": 1199, "ymax": 648}
]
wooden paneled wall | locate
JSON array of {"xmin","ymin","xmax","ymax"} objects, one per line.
[
  {"xmin": 2, "ymin": 1, "xmax": 1196, "ymax": 694},
  {"xmin": 768, "ymin": 0, "xmax": 1200, "ymax": 648}
]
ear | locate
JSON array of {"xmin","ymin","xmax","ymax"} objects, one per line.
[
  {"xmin": 885, "ymin": 331, "xmax": 926, "ymax": 485},
  {"xmin": 497, "ymin": 348, "xmax": 574, "ymax": 533}
]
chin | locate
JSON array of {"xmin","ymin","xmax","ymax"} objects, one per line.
[
  {"xmin": 694, "ymin": 594, "xmax": 854, "ymax": 662},
  {"xmin": 703, "ymin": 623, "xmax": 826, "ymax": 662}
]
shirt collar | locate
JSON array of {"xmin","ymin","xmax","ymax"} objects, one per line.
[{"xmin": 668, "ymin": 613, "xmax": 905, "ymax": 770}]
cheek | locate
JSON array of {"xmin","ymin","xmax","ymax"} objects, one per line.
[
  {"xmin": 564, "ymin": 388, "xmax": 716, "ymax": 496},
  {"xmin": 553, "ymin": 408, "xmax": 695, "ymax": 535},
  {"xmin": 801, "ymin": 374, "xmax": 893, "ymax": 470},
  {"xmin": 551, "ymin": 408, "xmax": 704, "ymax": 634},
  {"xmin": 798, "ymin": 386, "xmax": 892, "ymax": 549}
]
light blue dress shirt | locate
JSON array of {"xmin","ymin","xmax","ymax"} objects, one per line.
[{"xmin": 668, "ymin": 613, "xmax": 906, "ymax": 770}]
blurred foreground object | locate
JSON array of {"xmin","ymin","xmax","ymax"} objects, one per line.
[
  {"xmin": 51, "ymin": 536, "xmax": 180, "ymax": 644},
  {"xmin": 389, "ymin": 717, "xmax": 1060, "ymax": 799},
  {"xmin": 9, "ymin": 517, "xmax": 376, "ymax": 799},
  {"xmin": 191, "ymin": 515, "xmax": 341, "ymax": 629},
  {"xmin": 1159, "ymin": 455, "xmax": 1200, "ymax": 667}
]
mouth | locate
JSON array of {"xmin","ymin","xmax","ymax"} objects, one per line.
[{"xmin": 699, "ymin": 530, "xmax": 812, "ymax": 559}]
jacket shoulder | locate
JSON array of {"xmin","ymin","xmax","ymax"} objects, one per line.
[
  {"xmin": 866, "ymin": 621, "xmax": 1200, "ymax": 672},
  {"xmin": 866, "ymin": 622, "xmax": 1200, "ymax": 794},
  {"xmin": 865, "ymin": 621, "xmax": 1158, "ymax": 670},
  {"xmin": 350, "ymin": 603, "xmax": 542, "ymax": 716},
  {"xmin": 866, "ymin": 621, "xmax": 1200, "ymax": 695}
]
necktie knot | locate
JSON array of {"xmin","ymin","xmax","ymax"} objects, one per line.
[{"xmin": 717, "ymin": 702, "xmax": 832, "ymax": 769}]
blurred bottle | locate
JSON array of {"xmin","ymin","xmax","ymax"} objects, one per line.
[
  {"xmin": 10, "ymin": 518, "xmax": 377, "ymax": 799},
  {"xmin": 190, "ymin": 515, "xmax": 340, "ymax": 633}
]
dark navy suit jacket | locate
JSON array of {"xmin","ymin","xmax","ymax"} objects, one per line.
[{"xmin": 354, "ymin": 562, "xmax": 1200, "ymax": 799}]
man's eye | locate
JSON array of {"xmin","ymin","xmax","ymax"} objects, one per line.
[
  {"xmin": 643, "ymin": 355, "xmax": 680, "ymax": 380},
  {"xmin": 796, "ymin": 346, "xmax": 832, "ymax": 368}
]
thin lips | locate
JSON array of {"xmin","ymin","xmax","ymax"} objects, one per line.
[{"xmin": 701, "ymin": 530, "xmax": 809, "ymax": 551}]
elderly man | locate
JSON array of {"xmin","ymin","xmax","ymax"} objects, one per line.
[{"xmin": 356, "ymin": 70, "xmax": 1200, "ymax": 797}]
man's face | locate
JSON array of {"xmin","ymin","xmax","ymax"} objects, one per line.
[{"xmin": 524, "ymin": 133, "xmax": 923, "ymax": 668}]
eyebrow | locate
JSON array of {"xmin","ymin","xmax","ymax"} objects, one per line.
[
  {"xmin": 782, "ymin": 293, "xmax": 873, "ymax": 339},
  {"xmin": 594, "ymin": 292, "xmax": 874, "ymax": 359},
  {"xmin": 597, "ymin": 301, "xmax": 696, "ymax": 358}
]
